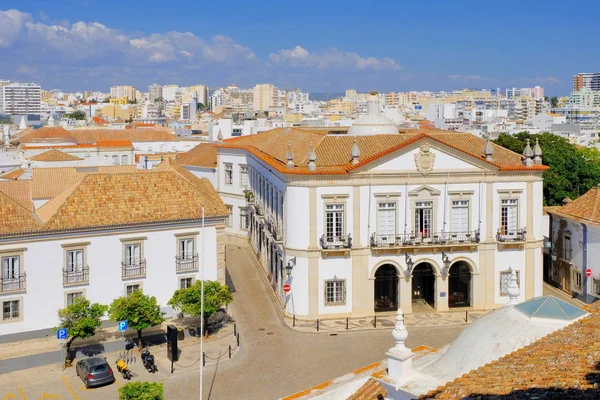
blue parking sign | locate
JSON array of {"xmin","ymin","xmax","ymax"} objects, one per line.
[
  {"xmin": 57, "ymin": 328, "xmax": 68, "ymax": 340},
  {"xmin": 117, "ymin": 320, "xmax": 129, "ymax": 332}
]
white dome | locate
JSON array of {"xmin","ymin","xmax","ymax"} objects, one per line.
[{"xmin": 348, "ymin": 91, "xmax": 398, "ymax": 136}]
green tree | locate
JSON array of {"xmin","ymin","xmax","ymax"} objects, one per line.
[
  {"xmin": 550, "ymin": 96, "xmax": 559, "ymax": 108},
  {"xmin": 119, "ymin": 381, "xmax": 164, "ymax": 400},
  {"xmin": 108, "ymin": 290, "xmax": 165, "ymax": 347},
  {"xmin": 168, "ymin": 280, "xmax": 233, "ymax": 336},
  {"xmin": 55, "ymin": 298, "xmax": 108, "ymax": 366},
  {"xmin": 493, "ymin": 132, "xmax": 600, "ymax": 205},
  {"xmin": 66, "ymin": 110, "xmax": 87, "ymax": 120}
]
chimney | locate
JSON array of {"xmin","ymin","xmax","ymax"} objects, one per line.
[
  {"xmin": 286, "ymin": 142, "xmax": 295, "ymax": 169},
  {"xmin": 350, "ymin": 137, "xmax": 360, "ymax": 165},
  {"xmin": 533, "ymin": 138, "xmax": 542, "ymax": 165},
  {"xmin": 307, "ymin": 143, "xmax": 317, "ymax": 172},
  {"xmin": 522, "ymin": 139, "xmax": 534, "ymax": 167},
  {"xmin": 386, "ymin": 309, "xmax": 414, "ymax": 383},
  {"xmin": 484, "ymin": 137, "xmax": 494, "ymax": 162}
]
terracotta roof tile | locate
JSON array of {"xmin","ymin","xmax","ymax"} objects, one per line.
[
  {"xmin": 96, "ymin": 140, "xmax": 133, "ymax": 148},
  {"xmin": 19, "ymin": 127, "xmax": 78, "ymax": 144},
  {"xmin": 0, "ymin": 192, "xmax": 40, "ymax": 234},
  {"xmin": 0, "ymin": 180, "xmax": 34, "ymax": 212},
  {"xmin": 28, "ymin": 149, "xmax": 83, "ymax": 162},
  {"xmin": 0, "ymin": 168, "xmax": 27, "ymax": 180},
  {"xmin": 548, "ymin": 187, "xmax": 600, "ymax": 225},
  {"xmin": 421, "ymin": 302, "xmax": 600, "ymax": 399},
  {"xmin": 17, "ymin": 127, "xmax": 175, "ymax": 145},
  {"xmin": 348, "ymin": 378, "xmax": 387, "ymax": 400},
  {"xmin": 176, "ymin": 143, "xmax": 218, "ymax": 168}
]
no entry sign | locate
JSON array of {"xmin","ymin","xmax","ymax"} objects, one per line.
[
  {"xmin": 586, "ymin": 269, "xmax": 592, "ymax": 277},
  {"xmin": 283, "ymin": 284, "xmax": 291, "ymax": 293}
]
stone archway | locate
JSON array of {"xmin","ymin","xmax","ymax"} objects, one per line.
[
  {"xmin": 412, "ymin": 262, "xmax": 435, "ymax": 309},
  {"xmin": 448, "ymin": 261, "xmax": 472, "ymax": 308},
  {"xmin": 374, "ymin": 264, "xmax": 398, "ymax": 312}
]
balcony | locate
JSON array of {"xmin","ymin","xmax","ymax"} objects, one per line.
[
  {"xmin": 63, "ymin": 266, "xmax": 90, "ymax": 285},
  {"xmin": 0, "ymin": 274, "xmax": 26, "ymax": 292},
  {"xmin": 320, "ymin": 234, "xmax": 352, "ymax": 258},
  {"xmin": 257, "ymin": 202, "xmax": 265, "ymax": 217},
  {"xmin": 176, "ymin": 254, "xmax": 199, "ymax": 272},
  {"xmin": 496, "ymin": 228, "xmax": 527, "ymax": 250},
  {"xmin": 121, "ymin": 260, "xmax": 147, "ymax": 278},
  {"xmin": 370, "ymin": 231, "xmax": 480, "ymax": 255}
]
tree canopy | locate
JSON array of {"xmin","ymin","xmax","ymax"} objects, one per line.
[
  {"xmin": 65, "ymin": 110, "xmax": 87, "ymax": 120},
  {"xmin": 55, "ymin": 298, "xmax": 107, "ymax": 365},
  {"xmin": 119, "ymin": 382, "xmax": 164, "ymax": 400},
  {"xmin": 108, "ymin": 290, "xmax": 165, "ymax": 345},
  {"xmin": 493, "ymin": 132, "xmax": 600, "ymax": 206},
  {"xmin": 168, "ymin": 280, "xmax": 233, "ymax": 318}
]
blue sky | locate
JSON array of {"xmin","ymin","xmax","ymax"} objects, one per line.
[{"xmin": 1, "ymin": 0, "xmax": 598, "ymax": 95}]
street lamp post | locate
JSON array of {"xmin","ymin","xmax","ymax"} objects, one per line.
[
  {"xmin": 405, "ymin": 253, "xmax": 414, "ymax": 276},
  {"xmin": 441, "ymin": 252, "xmax": 451, "ymax": 277}
]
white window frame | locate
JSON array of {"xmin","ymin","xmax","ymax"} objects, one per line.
[
  {"xmin": 324, "ymin": 279, "xmax": 346, "ymax": 306},
  {"xmin": 121, "ymin": 155, "xmax": 128, "ymax": 165},
  {"xmin": 451, "ymin": 200, "xmax": 469, "ymax": 234},
  {"xmin": 563, "ymin": 235, "xmax": 572, "ymax": 261},
  {"xmin": 226, "ymin": 205, "xmax": 233, "ymax": 227},
  {"xmin": 240, "ymin": 207, "xmax": 248, "ymax": 231},
  {"xmin": 124, "ymin": 243, "xmax": 142, "ymax": 266},
  {"xmin": 126, "ymin": 283, "xmax": 141, "ymax": 296},
  {"xmin": 224, "ymin": 163, "xmax": 233, "ymax": 185},
  {"xmin": 414, "ymin": 201, "xmax": 433, "ymax": 237},
  {"xmin": 500, "ymin": 198, "xmax": 518, "ymax": 235},
  {"xmin": 180, "ymin": 277, "xmax": 194, "ymax": 289},
  {"xmin": 573, "ymin": 270, "xmax": 583, "ymax": 293},
  {"xmin": 66, "ymin": 291, "xmax": 84, "ymax": 306},
  {"xmin": 500, "ymin": 269, "xmax": 521, "ymax": 296},
  {"xmin": 66, "ymin": 249, "xmax": 84, "ymax": 273},
  {"xmin": 2, "ymin": 299, "xmax": 22, "ymax": 322},
  {"xmin": 325, "ymin": 204, "xmax": 344, "ymax": 239},
  {"xmin": 593, "ymin": 277, "xmax": 600, "ymax": 297},
  {"xmin": 178, "ymin": 238, "xmax": 195, "ymax": 260},
  {"xmin": 239, "ymin": 165, "xmax": 248, "ymax": 188},
  {"xmin": 377, "ymin": 202, "xmax": 396, "ymax": 239}
]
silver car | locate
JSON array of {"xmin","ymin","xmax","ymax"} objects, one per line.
[{"xmin": 76, "ymin": 357, "xmax": 115, "ymax": 388}]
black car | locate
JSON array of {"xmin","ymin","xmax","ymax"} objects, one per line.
[{"xmin": 76, "ymin": 357, "xmax": 115, "ymax": 388}]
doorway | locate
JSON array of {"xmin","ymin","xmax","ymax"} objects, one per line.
[
  {"xmin": 449, "ymin": 262, "xmax": 471, "ymax": 308},
  {"xmin": 412, "ymin": 263, "xmax": 435, "ymax": 308},
  {"xmin": 374, "ymin": 264, "xmax": 398, "ymax": 312}
]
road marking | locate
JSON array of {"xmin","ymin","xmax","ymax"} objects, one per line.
[
  {"xmin": 18, "ymin": 388, "xmax": 26, "ymax": 400},
  {"xmin": 3, "ymin": 393, "xmax": 16, "ymax": 399},
  {"xmin": 60, "ymin": 376, "xmax": 79, "ymax": 400}
]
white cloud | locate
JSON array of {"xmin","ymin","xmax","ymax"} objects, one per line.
[
  {"xmin": 0, "ymin": 9, "xmax": 31, "ymax": 48},
  {"xmin": 269, "ymin": 46, "xmax": 400, "ymax": 71}
]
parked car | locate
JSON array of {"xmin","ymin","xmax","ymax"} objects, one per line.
[{"xmin": 75, "ymin": 357, "xmax": 115, "ymax": 388}]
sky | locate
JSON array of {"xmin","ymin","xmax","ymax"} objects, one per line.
[{"xmin": 1, "ymin": 0, "xmax": 599, "ymax": 95}]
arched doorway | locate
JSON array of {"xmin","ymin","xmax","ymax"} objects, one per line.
[
  {"xmin": 374, "ymin": 264, "xmax": 398, "ymax": 312},
  {"xmin": 449, "ymin": 262, "xmax": 472, "ymax": 308},
  {"xmin": 412, "ymin": 263, "xmax": 435, "ymax": 308}
]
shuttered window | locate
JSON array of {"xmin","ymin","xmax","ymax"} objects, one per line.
[
  {"xmin": 451, "ymin": 200, "xmax": 469, "ymax": 233},
  {"xmin": 377, "ymin": 202, "xmax": 396, "ymax": 237}
]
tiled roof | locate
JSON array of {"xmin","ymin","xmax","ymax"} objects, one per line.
[
  {"xmin": 421, "ymin": 302, "xmax": 600, "ymax": 399},
  {"xmin": 176, "ymin": 143, "xmax": 218, "ymax": 168},
  {"xmin": 0, "ymin": 180, "xmax": 34, "ymax": 212},
  {"xmin": 32, "ymin": 166, "xmax": 138, "ymax": 200},
  {"xmin": 17, "ymin": 127, "xmax": 175, "ymax": 144},
  {"xmin": 96, "ymin": 140, "xmax": 133, "ymax": 148},
  {"xmin": 348, "ymin": 379, "xmax": 387, "ymax": 400},
  {"xmin": 219, "ymin": 128, "xmax": 548, "ymax": 175},
  {"xmin": 547, "ymin": 186, "xmax": 600, "ymax": 225},
  {"xmin": 40, "ymin": 171, "xmax": 227, "ymax": 231},
  {"xmin": 28, "ymin": 149, "xmax": 83, "ymax": 162},
  {"xmin": 0, "ymin": 192, "xmax": 40, "ymax": 234},
  {"xmin": 0, "ymin": 168, "xmax": 27, "ymax": 180}
]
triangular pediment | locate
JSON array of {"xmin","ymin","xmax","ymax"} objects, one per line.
[{"xmin": 409, "ymin": 185, "xmax": 441, "ymax": 197}]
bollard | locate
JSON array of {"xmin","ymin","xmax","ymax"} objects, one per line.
[
  {"xmin": 234, "ymin": 323, "xmax": 237, "ymax": 336},
  {"xmin": 317, "ymin": 319, "xmax": 320, "ymax": 332},
  {"xmin": 237, "ymin": 333, "xmax": 240, "ymax": 347},
  {"xmin": 346, "ymin": 317, "xmax": 349, "ymax": 330},
  {"xmin": 228, "ymin": 345, "xmax": 232, "ymax": 359},
  {"xmin": 465, "ymin": 310, "xmax": 468, "ymax": 323},
  {"xmin": 202, "ymin": 352, "xmax": 206, "ymax": 367},
  {"xmin": 293, "ymin": 314, "xmax": 296, "ymax": 328},
  {"xmin": 374, "ymin": 316, "xmax": 377, "ymax": 328}
]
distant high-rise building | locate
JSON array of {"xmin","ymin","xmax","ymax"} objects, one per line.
[
  {"xmin": 253, "ymin": 84, "xmax": 276, "ymax": 111},
  {"xmin": 162, "ymin": 85, "xmax": 181, "ymax": 102},
  {"xmin": 187, "ymin": 85, "xmax": 209, "ymax": 107},
  {"xmin": 573, "ymin": 73, "xmax": 600, "ymax": 91},
  {"xmin": 149, "ymin": 84, "xmax": 163, "ymax": 102},
  {"xmin": 0, "ymin": 81, "xmax": 41, "ymax": 115},
  {"xmin": 110, "ymin": 85, "xmax": 137, "ymax": 102}
]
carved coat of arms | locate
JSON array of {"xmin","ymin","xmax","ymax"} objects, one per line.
[{"xmin": 414, "ymin": 144, "xmax": 435, "ymax": 174}]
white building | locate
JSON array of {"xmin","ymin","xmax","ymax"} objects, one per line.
[
  {"xmin": 148, "ymin": 84, "xmax": 163, "ymax": 102},
  {"xmin": 110, "ymin": 86, "xmax": 136, "ymax": 102},
  {"xmin": 162, "ymin": 85, "xmax": 182, "ymax": 102},
  {"xmin": 0, "ymin": 163, "xmax": 228, "ymax": 338},
  {"xmin": 179, "ymin": 93, "xmax": 547, "ymax": 319},
  {"xmin": 530, "ymin": 112, "xmax": 567, "ymax": 131},
  {"xmin": 0, "ymin": 82, "xmax": 41, "ymax": 116}
]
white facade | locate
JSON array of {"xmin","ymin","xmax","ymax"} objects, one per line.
[{"xmin": 0, "ymin": 82, "xmax": 41, "ymax": 116}]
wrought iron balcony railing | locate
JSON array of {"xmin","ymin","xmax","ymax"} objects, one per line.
[
  {"xmin": 496, "ymin": 228, "xmax": 526, "ymax": 242},
  {"xmin": 370, "ymin": 231, "xmax": 480, "ymax": 247},
  {"xmin": 176, "ymin": 254, "xmax": 199, "ymax": 271},
  {"xmin": 63, "ymin": 266, "xmax": 90, "ymax": 285},
  {"xmin": 0, "ymin": 274, "xmax": 26, "ymax": 292},
  {"xmin": 121, "ymin": 260, "xmax": 147, "ymax": 278},
  {"xmin": 320, "ymin": 234, "xmax": 352, "ymax": 249}
]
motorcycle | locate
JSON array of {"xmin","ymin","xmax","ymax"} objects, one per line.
[
  {"xmin": 141, "ymin": 348, "xmax": 158, "ymax": 373},
  {"xmin": 115, "ymin": 358, "xmax": 132, "ymax": 380}
]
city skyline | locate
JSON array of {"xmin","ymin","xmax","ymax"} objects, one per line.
[{"xmin": 1, "ymin": 1, "xmax": 599, "ymax": 94}]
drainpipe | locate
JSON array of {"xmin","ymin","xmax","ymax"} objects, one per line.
[{"xmin": 582, "ymin": 222, "xmax": 588, "ymax": 304}]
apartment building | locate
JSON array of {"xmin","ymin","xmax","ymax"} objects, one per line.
[
  {"xmin": 0, "ymin": 162, "xmax": 228, "ymax": 338},
  {"xmin": 573, "ymin": 73, "xmax": 600, "ymax": 91},
  {"xmin": 253, "ymin": 84, "xmax": 277, "ymax": 111},
  {"xmin": 110, "ymin": 86, "xmax": 137, "ymax": 102},
  {"xmin": 0, "ymin": 82, "xmax": 41, "ymax": 116},
  {"xmin": 148, "ymin": 84, "xmax": 163, "ymax": 102}
]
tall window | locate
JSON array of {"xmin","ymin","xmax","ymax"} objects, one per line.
[
  {"xmin": 325, "ymin": 280, "xmax": 346, "ymax": 305},
  {"xmin": 224, "ymin": 164, "xmax": 233, "ymax": 185},
  {"xmin": 240, "ymin": 207, "xmax": 248, "ymax": 230},
  {"xmin": 377, "ymin": 202, "xmax": 396, "ymax": 238},
  {"xmin": 325, "ymin": 204, "xmax": 344, "ymax": 239},
  {"xmin": 564, "ymin": 235, "xmax": 572, "ymax": 260},
  {"xmin": 121, "ymin": 155, "xmax": 129, "ymax": 165},
  {"xmin": 1, "ymin": 256, "xmax": 20, "ymax": 291},
  {"xmin": 573, "ymin": 270, "xmax": 583, "ymax": 292},
  {"xmin": 179, "ymin": 238, "xmax": 195, "ymax": 259},
  {"xmin": 451, "ymin": 200, "xmax": 469, "ymax": 233},
  {"xmin": 500, "ymin": 199, "xmax": 518, "ymax": 234},
  {"xmin": 112, "ymin": 155, "xmax": 120, "ymax": 165},
  {"xmin": 2, "ymin": 300, "xmax": 20, "ymax": 321},
  {"xmin": 66, "ymin": 250, "xmax": 84, "ymax": 272},
  {"xmin": 240, "ymin": 165, "xmax": 248, "ymax": 188},
  {"xmin": 414, "ymin": 201, "xmax": 433, "ymax": 236},
  {"xmin": 124, "ymin": 244, "xmax": 141, "ymax": 266},
  {"xmin": 226, "ymin": 205, "xmax": 233, "ymax": 227}
]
